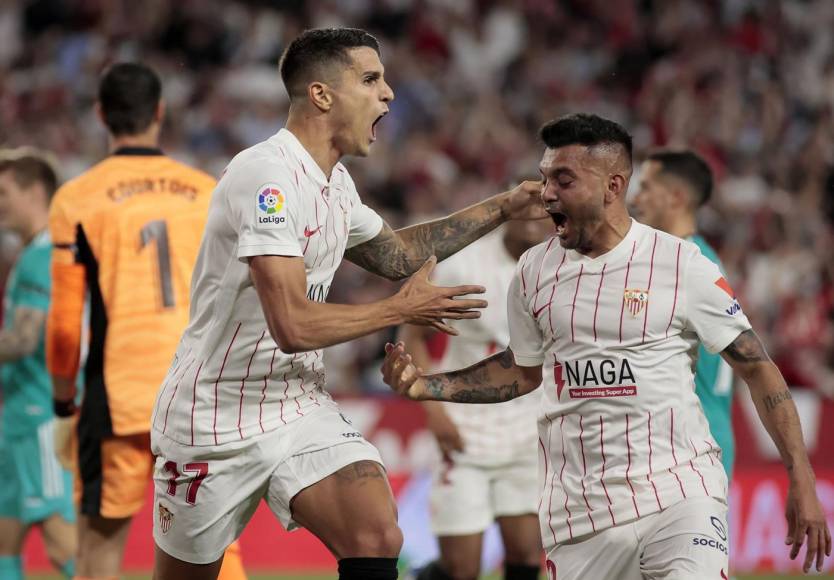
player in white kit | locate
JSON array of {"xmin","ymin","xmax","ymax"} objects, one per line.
[
  {"xmin": 382, "ymin": 114, "xmax": 831, "ymax": 578},
  {"xmin": 149, "ymin": 28, "xmax": 545, "ymax": 580},
  {"xmin": 398, "ymin": 220, "xmax": 551, "ymax": 580}
]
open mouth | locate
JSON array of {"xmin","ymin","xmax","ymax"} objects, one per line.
[
  {"xmin": 371, "ymin": 112, "xmax": 387, "ymax": 141},
  {"xmin": 550, "ymin": 211, "xmax": 569, "ymax": 237}
]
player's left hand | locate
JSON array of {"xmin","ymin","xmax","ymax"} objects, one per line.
[
  {"xmin": 785, "ymin": 477, "xmax": 832, "ymax": 573},
  {"xmin": 501, "ymin": 180, "xmax": 548, "ymax": 221},
  {"xmin": 382, "ymin": 341, "xmax": 425, "ymax": 399}
]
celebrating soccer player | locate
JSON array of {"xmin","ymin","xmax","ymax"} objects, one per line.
[
  {"xmin": 148, "ymin": 28, "xmax": 544, "ymax": 580},
  {"xmin": 382, "ymin": 114, "xmax": 831, "ymax": 578}
]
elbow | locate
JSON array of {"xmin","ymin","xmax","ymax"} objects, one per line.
[{"xmin": 269, "ymin": 321, "xmax": 308, "ymax": 354}]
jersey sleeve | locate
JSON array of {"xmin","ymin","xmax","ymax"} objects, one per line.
[
  {"xmin": 683, "ymin": 249, "xmax": 752, "ymax": 354},
  {"xmin": 46, "ymin": 191, "xmax": 86, "ymax": 382},
  {"xmin": 14, "ymin": 247, "xmax": 51, "ymax": 311},
  {"xmin": 507, "ymin": 259, "xmax": 545, "ymax": 366},
  {"xmin": 226, "ymin": 161, "xmax": 304, "ymax": 260}
]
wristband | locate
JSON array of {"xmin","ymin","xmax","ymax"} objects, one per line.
[{"xmin": 53, "ymin": 398, "xmax": 77, "ymax": 418}]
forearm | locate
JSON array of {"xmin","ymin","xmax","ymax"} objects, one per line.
[
  {"xmin": 744, "ymin": 362, "xmax": 813, "ymax": 479},
  {"xmin": 266, "ymin": 297, "xmax": 403, "ymax": 353},
  {"xmin": 0, "ymin": 308, "xmax": 45, "ymax": 363},
  {"xmin": 395, "ymin": 195, "xmax": 510, "ymax": 270},
  {"xmin": 417, "ymin": 349, "xmax": 541, "ymax": 403},
  {"xmin": 0, "ymin": 331, "xmax": 37, "ymax": 362},
  {"xmin": 346, "ymin": 194, "xmax": 511, "ymax": 280}
]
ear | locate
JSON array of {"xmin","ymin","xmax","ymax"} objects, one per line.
[
  {"xmin": 308, "ymin": 81, "xmax": 333, "ymax": 112},
  {"xmin": 606, "ymin": 173, "xmax": 628, "ymax": 203},
  {"xmin": 154, "ymin": 99, "xmax": 166, "ymax": 125},
  {"xmin": 670, "ymin": 186, "xmax": 690, "ymax": 210}
]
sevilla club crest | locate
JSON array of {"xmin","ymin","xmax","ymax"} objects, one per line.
[
  {"xmin": 623, "ymin": 288, "xmax": 649, "ymax": 317},
  {"xmin": 158, "ymin": 503, "xmax": 174, "ymax": 534}
]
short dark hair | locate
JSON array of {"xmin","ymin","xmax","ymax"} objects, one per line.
[
  {"xmin": 0, "ymin": 148, "xmax": 59, "ymax": 200},
  {"xmin": 539, "ymin": 113, "xmax": 633, "ymax": 166},
  {"xmin": 98, "ymin": 63, "xmax": 162, "ymax": 136},
  {"xmin": 279, "ymin": 28, "xmax": 380, "ymax": 101},
  {"xmin": 647, "ymin": 150, "xmax": 714, "ymax": 207}
]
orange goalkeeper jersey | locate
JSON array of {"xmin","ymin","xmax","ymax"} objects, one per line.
[{"xmin": 47, "ymin": 148, "xmax": 215, "ymax": 436}]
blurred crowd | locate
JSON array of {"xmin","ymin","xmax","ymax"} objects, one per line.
[{"xmin": 1, "ymin": 0, "xmax": 833, "ymax": 396}]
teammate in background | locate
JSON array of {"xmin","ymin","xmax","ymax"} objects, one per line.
[
  {"xmin": 398, "ymin": 220, "xmax": 550, "ymax": 580},
  {"xmin": 382, "ymin": 114, "xmax": 831, "ymax": 578},
  {"xmin": 634, "ymin": 150, "xmax": 736, "ymax": 479},
  {"xmin": 46, "ymin": 64, "xmax": 246, "ymax": 580},
  {"xmin": 149, "ymin": 28, "xmax": 544, "ymax": 580},
  {"xmin": 0, "ymin": 150, "xmax": 75, "ymax": 580}
]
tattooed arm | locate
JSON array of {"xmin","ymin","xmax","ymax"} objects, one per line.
[
  {"xmin": 0, "ymin": 307, "xmax": 47, "ymax": 363},
  {"xmin": 381, "ymin": 342, "xmax": 542, "ymax": 403},
  {"xmin": 345, "ymin": 181, "xmax": 544, "ymax": 280},
  {"xmin": 721, "ymin": 329, "xmax": 831, "ymax": 572}
]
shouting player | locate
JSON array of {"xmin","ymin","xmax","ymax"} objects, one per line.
[
  {"xmin": 382, "ymin": 114, "xmax": 831, "ymax": 578},
  {"xmin": 398, "ymin": 219, "xmax": 551, "ymax": 580},
  {"xmin": 47, "ymin": 63, "xmax": 246, "ymax": 580},
  {"xmin": 0, "ymin": 150, "xmax": 75, "ymax": 580},
  {"xmin": 634, "ymin": 150, "xmax": 736, "ymax": 479},
  {"xmin": 149, "ymin": 28, "xmax": 544, "ymax": 580}
]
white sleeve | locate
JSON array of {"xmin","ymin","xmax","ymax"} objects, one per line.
[
  {"xmin": 683, "ymin": 250, "xmax": 752, "ymax": 353},
  {"xmin": 507, "ymin": 267, "xmax": 545, "ymax": 366},
  {"xmin": 345, "ymin": 184, "xmax": 384, "ymax": 249},
  {"xmin": 226, "ymin": 160, "xmax": 303, "ymax": 261}
]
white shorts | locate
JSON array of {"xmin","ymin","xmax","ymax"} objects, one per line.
[
  {"xmin": 545, "ymin": 497, "xmax": 729, "ymax": 580},
  {"xmin": 430, "ymin": 451, "xmax": 538, "ymax": 536},
  {"xmin": 150, "ymin": 402, "xmax": 383, "ymax": 564}
]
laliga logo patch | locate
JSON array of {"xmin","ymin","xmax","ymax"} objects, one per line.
[{"xmin": 257, "ymin": 185, "xmax": 287, "ymax": 226}]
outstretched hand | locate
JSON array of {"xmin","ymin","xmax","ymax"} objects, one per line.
[
  {"xmin": 393, "ymin": 256, "xmax": 487, "ymax": 335},
  {"xmin": 785, "ymin": 479, "xmax": 832, "ymax": 573}
]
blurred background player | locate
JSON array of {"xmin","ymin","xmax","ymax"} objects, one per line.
[
  {"xmin": 397, "ymin": 219, "xmax": 551, "ymax": 580},
  {"xmin": 0, "ymin": 149, "xmax": 76, "ymax": 579},
  {"xmin": 46, "ymin": 63, "xmax": 246, "ymax": 580},
  {"xmin": 634, "ymin": 150, "xmax": 736, "ymax": 479}
]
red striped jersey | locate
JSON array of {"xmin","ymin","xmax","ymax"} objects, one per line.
[
  {"xmin": 151, "ymin": 128, "xmax": 383, "ymax": 446},
  {"xmin": 430, "ymin": 230, "xmax": 539, "ymax": 464},
  {"xmin": 507, "ymin": 220, "xmax": 750, "ymax": 549}
]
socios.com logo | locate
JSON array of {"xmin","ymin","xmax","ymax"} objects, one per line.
[{"xmin": 258, "ymin": 187, "xmax": 284, "ymax": 214}]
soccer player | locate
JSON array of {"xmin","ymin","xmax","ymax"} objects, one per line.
[
  {"xmin": 149, "ymin": 28, "xmax": 544, "ymax": 580},
  {"xmin": 381, "ymin": 114, "xmax": 831, "ymax": 578},
  {"xmin": 47, "ymin": 63, "xmax": 246, "ymax": 580},
  {"xmin": 0, "ymin": 150, "xmax": 75, "ymax": 580},
  {"xmin": 398, "ymin": 220, "xmax": 551, "ymax": 580},
  {"xmin": 634, "ymin": 150, "xmax": 736, "ymax": 479}
]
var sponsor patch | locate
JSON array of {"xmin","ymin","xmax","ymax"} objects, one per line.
[{"xmin": 256, "ymin": 184, "xmax": 288, "ymax": 227}]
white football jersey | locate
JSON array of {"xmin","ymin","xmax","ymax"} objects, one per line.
[
  {"xmin": 507, "ymin": 220, "xmax": 750, "ymax": 550},
  {"xmin": 430, "ymin": 229, "xmax": 539, "ymax": 465},
  {"xmin": 152, "ymin": 129, "xmax": 383, "ymax": 446}
]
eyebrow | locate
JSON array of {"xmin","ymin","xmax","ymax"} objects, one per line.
[
  {"xmin": 362, "ymin": 70, "xmax": 382, "ymax": 80},
  {"xmin": 540, "ymin": 165, "xmax": 577, "ymax": 177}
]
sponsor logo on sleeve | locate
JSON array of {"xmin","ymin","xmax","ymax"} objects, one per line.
[
  {"xmin": 256, "ymin": 185, "xmax": 287, "ymax": 227},
  {"xmin": 715, "ymin": 277, "xmax": 743, "ymax": 315}
]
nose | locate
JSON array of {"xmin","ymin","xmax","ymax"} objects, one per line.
[
  {"xmin": 542, "ymin": 181, "xmax": 558, "ymax": 202},
  {"xmin": 381, "ymin": 80, "xmax": 394, "ymax": 103}
]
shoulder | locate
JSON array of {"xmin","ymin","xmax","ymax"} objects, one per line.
[
  {"xmin": 165, "ymin": 158, "xmax": 217, "ymax": 192},
  {"xmin": 690, "ymin": 235, "xmax": 723, "ymax": 269},
  {"xmin": 51, "ymin": 158, "xmax": 112, "ymax": 206}
]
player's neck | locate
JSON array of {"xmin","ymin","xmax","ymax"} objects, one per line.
[
  {"xmin": 581, "ymin": 212, "xmax": 633, "ymax": 258},
  {"xmin": 108, "ymin": 128, "xmax": 160, "ymax": 153},
  {"xmin": 285, "ymin": 114, "xmax": 340, "ymax": 179},
  {"xmin": 665, "ymin": 214, "xmax": 697, "ymax": 240}
]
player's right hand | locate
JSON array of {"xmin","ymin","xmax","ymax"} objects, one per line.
[
  {"xmin": 53, "ymin": 415, "xmax": 75, "ymax": 472},
  {"xmin": 382, "ymin": 341, "xmax": 425, "ymax": 399},
  {"xmin": 394, "ymin": 256, "xmax": 487, "ymax": 335}
]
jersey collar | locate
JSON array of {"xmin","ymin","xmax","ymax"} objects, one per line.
[
  {"xmin": 112, "ymin": 146, "xmax": 164, "ymax": 156},
  {"xmin": 275, "ymin": 128, "xmax": 330, "ymax": 186}
]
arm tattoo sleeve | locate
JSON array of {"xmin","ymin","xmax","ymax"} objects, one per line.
[
  {"xmin": 345, "ymin": 200, "xmax": 505, "ymax": 280},
  {"xmin": 424, "ymin": 350, "xmax": 521, "ymax": 403},
  {"xmin": 721, "ymin": 329, "xmax": 769, "ymax": 363}
]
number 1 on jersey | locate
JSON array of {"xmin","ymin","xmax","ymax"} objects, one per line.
[{"xmin": 140, "ymin": 219, "xmax": 175, "ymax": 308}]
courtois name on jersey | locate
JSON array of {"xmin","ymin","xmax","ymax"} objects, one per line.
[{"xmin": 151, "ymin": 129, "xmax": 383, "ymax": 446}]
